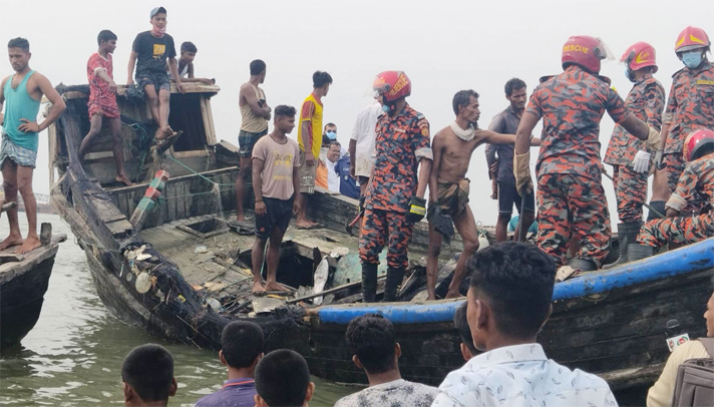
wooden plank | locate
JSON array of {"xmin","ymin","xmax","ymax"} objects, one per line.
[
  {"xmin": 106, "ymin": 166, "xmax": 237, "ymax": 194},
  {"xmin": 174, "ymin": 150, "xmax": 209, "ymax": 159},
  {"xmin": 203, "ymin": 98, "xmax": 217, "ymax": 145}
]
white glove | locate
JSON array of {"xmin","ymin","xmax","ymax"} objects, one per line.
[{"xmin": 632, "ymin": 150, "xmax": 651, "ymax": 174}]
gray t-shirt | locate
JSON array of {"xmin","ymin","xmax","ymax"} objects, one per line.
[
  {"xmin": 252, "ymin": 135, "xmax": 300, "ymax": 200},
  {"xmin": 485, "ymin": 105, "xmax": 521, "ymax": 184},
  {"xmin": 334, "ymin": 379, "xmax": 437, "ymax": 407}
]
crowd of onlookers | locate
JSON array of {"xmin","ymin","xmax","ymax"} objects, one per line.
[{"xmin": 120, "ymin": 242, "xmax": 714, "ymax": 407}]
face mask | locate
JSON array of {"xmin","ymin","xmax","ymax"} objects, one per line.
[
  {"xmin": 625, "ymin": 67, "xmax": 636, "ymax": 83},
  {"xmin": 326, "ymin": 131, "xmax": 336, "ymax": 140},
  {"xmin": 381, "ymin": 104, "xmax": 391, "ymax": 113},
  {"xmin": 682, "ymin": 51, "xmax": 703, "ymax": 69},
  {"xmin": 152, "ymin": 23, "xmax": 166, "ymax": 37}
]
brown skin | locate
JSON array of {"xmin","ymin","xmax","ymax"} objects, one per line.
[
  {"xmin": 467, "ymin": 286, "xmax": 551, "ymax": 352},
  {"xmin": 495, "ymin": 87, "xmax": 534, "ymax": 243},
  {"xmin": 327, "ymin": 143, "xmax": 340, "ymax": 163},
  {"xmin": 78, "ymin": 39, "xmax": 132, "ymax": 186},
  {"xmin": 0, "ymin": 47, "xmax": 66, "ymax": 254},
  {"xmin": 352, "ymin": 343, "xmax": 403, "ymax": 386},
  {"xmin": 426, "ymin": 96, "xmax": 539, "ymax": 300},
  {"xmin": 126, "ymin": 13, "xmax": 184, "ymax": 140},
  {"xmin": 460, "ymin": 342, "xmax": 475, "ymax": 361},
  {"xmin": 219, "ymin": 350, "xmax": 263, "ymax": 380},
  {"xmin": 123, "ymin": 378, "xmax": 177, "ymax": 407},
  {"xmin": 296, "ymin": 84, "xmax": 330, "ymax": 229},
  {"xmin": 254, "ymin": 382, "xmax": 315, "ymax": 407},
  {"xmin": 705, "ymin": 292, "xmax": 714, "ymax": 338},
  {"xmin": 251, "ymin": 114, "xmax": 300, "ymax": 293},
  {"xmin": 174, "ymin": 51, "xmax": 213, "ymax": 84},
  {"xmin": 235, "ymin": 68, "xmax": 271, "ymax": 221}
]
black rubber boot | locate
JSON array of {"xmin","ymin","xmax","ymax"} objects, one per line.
[
  {"xmin": 567, "ymin": 258, "xmax": 597, "ymax": 272},
  {"xmin": 628, "ymin": 243, "xmax": 654, "ymax": 261},
  {"xmin": 361, "ymin": 263, "xmax": 378, "ymax": 303},
  {"xmin": 647, "ymin": 201, "xmax": 666, "ymax": 221},
  {"xmin": 382, "ymin": 267, "xmax": 406, "ymax": 302},
  {"xmin": 604, "ymin": 221, "xmax": 642, "ymax": 269}
]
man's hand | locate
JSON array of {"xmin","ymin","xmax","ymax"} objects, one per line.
[
  {"xmin": 513, "ymin": 151, "xmax": 533, "ymax": 196},
  {"xmin": 254, "ymin": 201, "xmax": 267, "ymax": 216},
  {"xmin": 0, "ymin": 112, "xmax": 4, "ymax": 126},
  {"xmin": 18, "ymin": 119, "xmax": 39, "ymax": 133},
  {"xmin": 632, "ymin": 150, "xmax": 651, "ymax": 174},
  {"xmin": 654, "ymin": 149, "xmax": 665, "ymax": 170},
  {"xmin": 305, "ymin": 152, "xmax": 315, "ymax": 167},
  {"xmin": 127, "ymin": 77, "xmax": 135, "ymax": 86},
  {"xmin": 490, "ymin": 179, "xmax": 498, "ymax": 200},
  {"xmin": 407, "ymin": 196, "xmax": 427, "ymax": 223},
  {"xmin": 350, "ymin": 164, "xmax": 356, "ymax": 179},
  {"xmin": 199, "ymin": 78, "xmax": 214, "ymax": 85},
  {"xmin": 263, "ymin": 106, "xmax": 272, "ymax": 120},
  {"xmin": 292, "ymin": 199, "xmax": 300, "ymax": 215},
  {"xmin": 108, "ymin": 80, "xmax": 117, "ymax": 94},
  {"xmin": 176, "ymin": 82, "xmax": 185, "ymax": 94}
]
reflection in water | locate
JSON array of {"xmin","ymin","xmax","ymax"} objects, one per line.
[{"xmin": 1, "ymin": 214, "xmax": 354, "ymax": 406}]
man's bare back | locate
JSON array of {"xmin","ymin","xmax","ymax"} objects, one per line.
[{"xmin": 432, "ymin": 126, "xmax": 515, "ymax": 182}]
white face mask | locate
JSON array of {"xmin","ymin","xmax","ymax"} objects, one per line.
[{"xmin": 450, "ymin": 121, "xmax": 476, "ymax": 141}]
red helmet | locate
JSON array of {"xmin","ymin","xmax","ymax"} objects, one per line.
[
  {"xmin": 372, "ymin": 71, "xmax": 411, "ymax": 103},
  {"xmin": 562, "ymin": 36, "xmax": 610, "ymax": 74},
  {"xmin": 675, "ymin": 26, "xmax": 710, "ymax": 53},
  {"xmin": 683, "ymin": 129, "xmax": 714, "ymax": 162},
  {"xmin": 621, "ymin": 42, "xmax": 658, "ymax": 73}
]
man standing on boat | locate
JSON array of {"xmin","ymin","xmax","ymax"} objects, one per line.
[
  {"xmin": 655, "ymin": 27, "xmax": 714, "ymax": 198},
  {"xmin": 250, "ymin": 105, "xmax": 301, "ymax": 293},
  {"xmin": 602, "ymin": 42, "xmax": 665, "ymax": 266},
  {"xmin": 0, "ymin": 37, "xmax": 65, "ymax": 254},
  {"xmin": 629, "ymin": 129, "xmax": 714, "ymax": 260},
  {"xmin": 425, "ymin": 89, "xmax": 540, "ymax": 300},
  {"xmin": 514, "ymin": 35, "xmax": 660, "ymax": 274},
  {"xmin": 360, "ymin": 71, "xmax": 432, "ymax": 302},
  {"xmin": 126, "ymin": 7, "xmax": 184, "ymax": 144},
  {"xmin": 235, "ymin": 59, "xmax": 271, "ymax": 223}
]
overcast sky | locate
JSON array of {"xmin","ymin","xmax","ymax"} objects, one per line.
[{"xmin": 1, "ymin": 0, "xmax": 712, "ymax": 226}]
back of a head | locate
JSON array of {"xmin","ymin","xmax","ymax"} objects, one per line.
[
  {"xmin": 468, "ymin": 242, "xmax": 556, "ymax": 339},
  {"xmin": 250, "ymin": 59, "xmax": 266, "ymax": 76},
  {"xmin": 345, "ymin": 313, "xmax": 396, "ymax": 374},
  {"xmin": 312, "ymin": 71, "xmax": 333, "ymax": 88},
  {"xmin": 8, "ymin": 37, "xmax": 29, "ymax": 52},
  {"xmin": 222, "ymin": 321, "xmax": 264, "ymax": 369},
  {"xmin": 121, "ymin": 344, "xmax": 174, "ymax": 402},
  {"xmin": 255, "ymin": 349, "xmax": 310, "ymax": 407},
  {"xmin": 454, "ymin": 303, "xmax": 477, "ymax": 355}
]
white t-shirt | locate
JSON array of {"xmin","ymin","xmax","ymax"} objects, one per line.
[
  {"xmin": 350, "ymin": 102, "xmax": 382, "ymax": 177},
  {"xmin": 335, "ymin": 379, "xmax": 437, "ymax": 407},
  {"xmin": 326, "ymin": 158, "xmax": 340, "ymax": 193}
]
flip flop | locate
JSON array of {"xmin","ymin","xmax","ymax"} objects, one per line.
[{"xmin": 157, "ymin": 130, "xmax": 184, "ymax": 153}]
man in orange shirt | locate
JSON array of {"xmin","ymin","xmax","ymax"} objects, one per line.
[{"xmin": 296, "ymin": 71, "xmax": 332, "ymax": 229}]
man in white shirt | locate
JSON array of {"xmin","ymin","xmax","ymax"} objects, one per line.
[
  {"xmin": 325, "ymin": 141, "xmax": 341, "ymax": 193},
  {"xmin": 349, "ymin": 101, "xmax": 382, "ymax": 195},
  {"xmin": 432, "ymin": 242, "xmax": 618, "ymax": 407},
  {"xmin": 335, "ymin": 314, "xmax": 437, "ymax": 407}
]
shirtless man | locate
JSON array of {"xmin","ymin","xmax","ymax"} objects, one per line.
[
  {"xmin": 426, "ymin": 90, "xmax": 539, "ymax": 300},
  {"xmin": 0, "ymin": 38, "xmax": 66, "ymax": 254}
]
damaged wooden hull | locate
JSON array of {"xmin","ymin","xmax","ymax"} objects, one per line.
[{"xmin": 301, "ymin": 238, "xmax": 714, "ymax": 390}]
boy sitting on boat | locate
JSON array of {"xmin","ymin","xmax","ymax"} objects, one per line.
[
  {"xmin": 170, "ymin": 41, "xmax": 214, "ymax": 85},
  {"xmin": 629, "ymin": 129, "xmax": 714, "ymax": 259}
]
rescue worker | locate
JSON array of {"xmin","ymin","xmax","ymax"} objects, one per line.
[
  {"xmin": 514, "ymin": 35, "xmax": 660, "ymax": 273},
  {"xmin": 630, "ymin": 129, "xmax": 714, "ymax": 259},
  {"xmin": 603, "ymin": 42, "xmax": 665, "ymax": 266},
  {"xmin": 656, "ymin": 26, "xmax": 714, "ymax": 196},
  {"xmin": 360, "ymin": 71, "xmax": 432, "ymax": 302}
]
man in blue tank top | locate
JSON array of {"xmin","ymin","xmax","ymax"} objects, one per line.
[{"xmin": 0, "ymin": 38, "xmax": 65, "ymax": 254}]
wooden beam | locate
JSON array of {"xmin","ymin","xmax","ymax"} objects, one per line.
[{"xmin": 286, "ymin": 275, "xmax": 387, "ymax": 304}]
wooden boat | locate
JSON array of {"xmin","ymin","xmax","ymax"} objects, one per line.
[
  {"xmin": 0, "ymin": 222, "xmax": 66, "ymax": 348},
  {"xmin": 49, "ymin": 83, "xmax": 713, "ymax": 391}
]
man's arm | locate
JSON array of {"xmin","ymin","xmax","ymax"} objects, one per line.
[
  {"xmin": 515, "ymin": 112, "xmax": 539, "ymax": 154},
  {"xmin": 619, "ymin": 114, "xmax": 651, "ymax": 141},
  {"xmin": 127, "ymin": 51, "xmax": 138, "ymax": 84},
  {"xmin": 96, "ymin": 69, "xmax": 117, "ymax": 93},
  {"xmin": 167, "ymin": 57, "xmax": 184, "ymax": 93},
  {"xmin": 348, "ymin": 139, "xmax": 357, "ymax": 178},
  {"xmin": 241, "ymin": 84, "xmax": 271, "ymax": 118},
  {"xmin": 33, "ymin": 74, "xmax": 66, "ymax": 132},
  {"xmin": 188, "ymin": 63, "xmax": 194, "ymax": 79},
  {"xmin": 292, "ymin": 165, "xmax": 301, "ymax": 214},
  {"xmin": 416, "ymin": 158, "xmax": 432, "ymax": 200},
  {"xmin": 428, "ymin": 134, "xmax": 443, "ymax": 203},
  {"xmin": 0, "ymin": 76, "xmax": 7, "ymax": 125},
  {"xmin": 252, "ymin": 157, "xmax": 266, "ymax": 215},
  {"xmin": 483, "ymin": 130, "xmax": 540, "ymax": 146}
]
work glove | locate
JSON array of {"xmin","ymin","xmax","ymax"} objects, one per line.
[
  {"xmin": 646, "ymin": 126, "xmax": 661, "ymax": 150},
  {"xmin": 513, "ymin": 151, "xmax": 533, "ymax": 196},
  {"xmin": 407, "ymin": 197, "xmax": 427, "ymax": 224},
  {"xmin": 654, "ymin": 149, "xmax": 665, "ymax": 170},
  {"xmin": 632, "ymin": 150, "xmax": 651, "ymax": 174}
]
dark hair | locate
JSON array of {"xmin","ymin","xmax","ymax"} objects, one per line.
[
  {"xmin": 324, "ymin": 123, "xmax": 336, "ymax": 130},
  {"xmin": 345, "ymin": 314, "xmax": 396, "ymax": 374},
  {"xmin": 250, "ymin": 59, "xmax": 266, "ymax": 76},
  {"xmin": 181, "ymin": 41, "xmax": 197, "ymax": 53},
  {"xmin": 221, "ymin": 321, "xmax": 264, "ymax": 369},
  {"xmin": 468, "ymin": 242, "xmax": 556, "ymax": 339},
  {"xmin": 454, "ymin": 303, "xmax": 477, "ymax": 355},
  {"xmin": 504, "ymin": 78, "xmax": 526, "ymax": 96},
  {"xmin": 97, "ymin": 30, "xmax": 117, "ymax": 45},
  {"xmin": 329, "ymin": 141, "xmax": 341, "ymax": 149},
  {"xmin": 7, "ymin": 38, "xmax": 29, "ymax": 52},
  {"xmin": 274, "ymin": 105, "xmax": 296, "ymax": 119},
  {"xmin": 255, "ymin": 349, "xmax": 310, "ymax": 407},
  {"xmin": 452, "ymin": 90, "xmax": 479, "ymax": 115},
  {"xmin": 121, "ymin": 344, "xmax": 174, "ymax": 402},
  {"xmin": 313, "ymin": 71, "xmax": 333, "ymax": 88}
]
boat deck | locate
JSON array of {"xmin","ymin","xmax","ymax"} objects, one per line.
[{"xmin": 0, "ymin": 235, "xmax": 67, "ymax": 282}]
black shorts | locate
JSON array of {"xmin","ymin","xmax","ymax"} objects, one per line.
[
  {"xmin": 498, "ymin": 181, "xmax": 535, "ymax": 215},
  {"xmin": 238, "ymin": 129, "xmax": 268, "ymax": 158},
  {"xmin": 138, "ymin": 71, "xmax": 171, "ymax": 93},
  {"xmin": 255, "ymin": 197, "xmax": 293, "ymax": 239}
]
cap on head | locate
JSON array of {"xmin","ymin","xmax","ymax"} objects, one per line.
[
  {"xmin": 561, "ymin": 35, "xmax": 608, "ymax": 74},
  {"xmin": 150, "ymin": 6, "xmax": 167, "ymax": 19},
  {"xmin": 621, "ymin": 42, "xmax": 658, "ymax": 73},
  {"xmin": 372, "ymin": 71, "xmax": 411, "ymax": 103},
  {"xmin": 683, "ymin": 129, "xmax": 714, "ymax": 162},
  {"xmin": 675, "ymin": 26, "xmax": 710, "ymax": 53}
]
